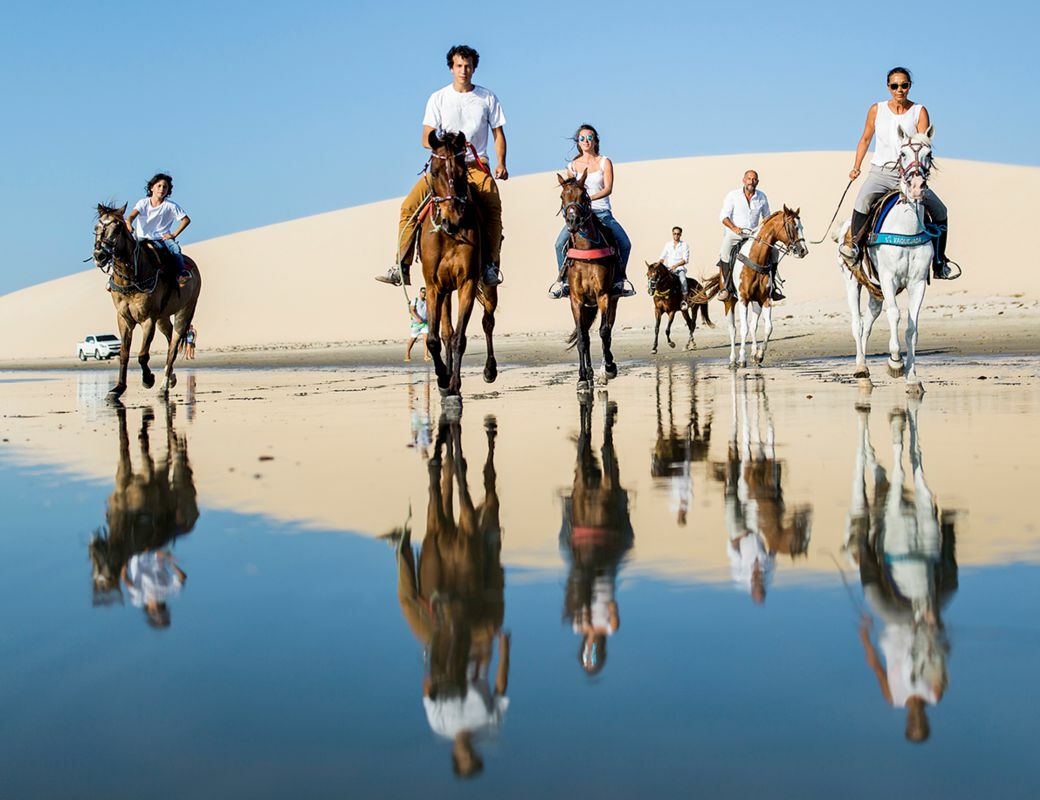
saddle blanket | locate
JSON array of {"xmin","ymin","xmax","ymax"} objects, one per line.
[{"xmin": 567, "ymin": 247, "xmax": 615, "ymax": 260}]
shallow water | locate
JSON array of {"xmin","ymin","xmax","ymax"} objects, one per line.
[{"xmin": 1, "ymin": 358, "xmax": 1039, "ymax": 798}]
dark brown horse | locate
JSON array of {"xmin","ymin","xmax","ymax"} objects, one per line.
[
  {"xmin": 558, "ymin": 172, "xmax": 619, "ymax": 393},
  {"xmin": 419, "ymin": 131, "xmax": 499, "ymax": 406},
  {"xmin": 93, "ymin": 204, "xmax": 201, "ymax": 398},
  {"xmin": 644, "ymin": 260, "xmax": 713, "ymax": 354},
  {"xmin": 692, "ymin": 207, "xmax": 807, "ymax": 368}
]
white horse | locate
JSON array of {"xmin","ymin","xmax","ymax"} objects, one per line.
[{"xmin": 835, "ymin": 127, "xmax": 937, "ymax": 396}]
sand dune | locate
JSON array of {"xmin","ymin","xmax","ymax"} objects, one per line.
[{"xmin": 0, "ymin": 152, "xmax": 1036, "ymax": 361}]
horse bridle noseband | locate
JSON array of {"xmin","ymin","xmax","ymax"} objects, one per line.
[{"xmin": 93, "ymin": 217, "xmax": 159, "ymax": 293}]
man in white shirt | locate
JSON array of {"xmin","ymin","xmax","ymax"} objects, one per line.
[
  {"xmin": 376, "ymin": 45, "xmax": 508, "ymax": 288},
  {"xmin": 717, "ymin": 170, "xmax": 773, "ymax": 301},
  {"xmin": 659, "ymin": 226, "xmax": 690, "ymax": 294}
]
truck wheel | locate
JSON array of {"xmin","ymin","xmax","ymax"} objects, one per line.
[
  {"xmin": 79, "ymin": 351, "xmax": 87, "ymax": 362},
  {"xmin": 94, "ymin": 351, "xmax": 103, "ymax": 361}
]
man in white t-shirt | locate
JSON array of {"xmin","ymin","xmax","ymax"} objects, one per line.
[
  {"xmin": 125, "ymin": 173, "xmax": 192, "ymax": 285},
  {"xmin": 376, "ymin": 44, "xmax": 508, "ymax": 288},
  {"xmin": 659, "ymin": 226, "xmax": 691, "ymax": 294},
  {"xmin": 120, "ymin": 549, "xmax": 187, "ymax": 629},
  {"xmin": 717, "ymin": 170, "xmax": 774, "ymax": 301}
]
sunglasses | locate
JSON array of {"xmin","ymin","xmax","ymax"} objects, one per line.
[
  {"xmin": 889, "ymin": 82, "xmax": 911, "ymax": 90},
  {"xmin": 578, "ymin": 135, "xmax": 596, "ymax": 142}
]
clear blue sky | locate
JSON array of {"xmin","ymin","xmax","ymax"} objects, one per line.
[{"xmin": 1, "ymin": 0, "xmax": 1035, "ymax": 295}]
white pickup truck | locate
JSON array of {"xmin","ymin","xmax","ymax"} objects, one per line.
[{"xmin": 78, "ymin": 334, "xmax": 121, "ymax": 361}]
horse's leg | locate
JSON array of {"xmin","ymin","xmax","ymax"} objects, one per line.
[
  {"xmin": 652, "ymin": 307, "xmax": 661, "ymax": 355},
  {"xmin": 426, "ymin": 286, "xmax": 450, "ymax": 391},
  {"xmin": 860, "ymin": 293, "xmax": 883, "ymax": 380},
  {"xmin": 665, "ymin": 310, "xmax": 676, "ymax": 349},
  {"xmin": 109, "ymin": 313, "xmax": 134, "ymax": 399},
  {"xmin": 157, "ymin": 315, "xmax": 181, "ymax": 397},
  {"xmin": 481, "ymin": 289, "xmax": 498, "ymax": 384},
  {"xmin": 737, "ymin": 302, "xmax": 750, "ymax": 368},
  {"xmin": 137, "ymin": 318, "xmax": 158, "ymax": 389},
  {"xmin": 597, "ymin": 294, "xmax": 615, "ymax": 384},
  {"xmin": 441, "ymin": 295, "xmax": 456, "ymax": 389},
  {"xmin": 882, "ymin": 276, "xmax": 903, "ymax": 376},
  {"xmin": 727, "ymin": 302, "xmax": 737, "ymax": 368},
  {"xmin": 681, "ymin": 307, "xmax": 696, "ymax": 351},
  {"xmin": 904, "ymin": 268, "xmax": 928, "ymax": 395},
  {"xmin": 449, "ymin": 282, "xmax": 477, "ymax": 397},
  {"xmin": 581, "ymin": 307, "xmax": 595, "ymax": 388},
  {"xmin": 845, "ymin": 272, "xmax": 869, "ymax": 378},
  {"xmin": 757, "ymin": 303, "xmax": 773, "ymax": 365}
]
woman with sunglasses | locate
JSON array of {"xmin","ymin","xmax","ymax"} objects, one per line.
[
  {"xmin": 841, "ymin": 67, "xmax": 953, "ymax": 278},
  {"xmin": 550, "ymin": 124, "xmax": 636, "ymax": 298}
]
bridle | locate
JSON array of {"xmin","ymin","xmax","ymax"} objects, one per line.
[
  {"xmin": 558, "ymin": 181, "xmax": 595, "ymax": 236},
  {"xmin": 745, "ymin": 213, "xmax": 807, "ymax": 261},
  {"xmin": 646, "ymin": 262, "xmax": 676, "ymax": 298},
  {"xmin": 426, "ymin": 148, "xmax": 468, "ymax": 232},
  {"xmin": 92, "ymin": 215, "xmax": 159, "ymax": 294}
]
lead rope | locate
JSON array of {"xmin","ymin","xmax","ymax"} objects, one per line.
[{"xmin": 810, "ymin": 178, "xmax": 855, "ymax": 244}]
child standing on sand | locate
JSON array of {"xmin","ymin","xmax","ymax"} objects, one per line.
[{"xmin": 126, "ymin": 172, "xmax": 192, "ymax": 285}]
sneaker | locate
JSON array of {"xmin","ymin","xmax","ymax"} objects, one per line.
[
  {"xmin": 177, "ymin": 270, "xmax": 192, "ymax": 287},
  {"xmin": 375, "ymin": 265, "xmax": 403, "ymax": 286},
  {"xmin": 483, "ymin": 263, "xmax": 503, "ymax": 286},
  {"xmin": 548, "ymin": 281, "xmax": 569, "ymax": 299},
  {"xmin": 770, "ymin": 289, "xmax": 786, "ymax": 301}
]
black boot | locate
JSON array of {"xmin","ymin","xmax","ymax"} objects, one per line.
[
  {"xmin": 932, "ymin": 219, "xmax": 951, "ymax": 279},
  {"xmin": 840, "ymin": 210, "xmax": 869, "ymax": 266},
  {"xmin": 717, "ymin": 257, "xmax": 735, "ymax": 300}
]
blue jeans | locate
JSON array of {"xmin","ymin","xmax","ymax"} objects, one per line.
[
  {"xmin": 555, "ymin": 210, "xmax": 631, "ymax": 279},
  {"xmin": 161, "ymin": 238, "xmax": 186, "ymax": 271}
]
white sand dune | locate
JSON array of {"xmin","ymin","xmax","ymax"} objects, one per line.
[{"xmin": 0, "ymin": 152, "xmax": 1035, "ymax": 360}]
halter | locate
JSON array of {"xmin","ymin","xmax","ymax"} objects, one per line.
[
  {"xmin": 425, "ymin": 148, "xmax": 470, "ymax": 233},
  {"xmin": 93, "ymin": 217, "xmax": 160, "ymax": 294}
]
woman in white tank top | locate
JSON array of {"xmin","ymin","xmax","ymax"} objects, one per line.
[
  {"xmin": 550, "ymin": 123, "xmax": 636, "ymax": 298},
  {"xmin": 841, "ymin": 67, "xmax": 953, "ymax": 276}
]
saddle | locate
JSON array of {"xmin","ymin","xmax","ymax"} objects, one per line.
[
  {"xmin": 566, "ymin": 217, "xmax": 619, "ymax": 265},
  {"xmin": 140, "ymin": 239, "xmax": 184, "ymax": 280},
  {"xmin": 851, "ymin": 191, "xmax": 937, "ymax": 298}
]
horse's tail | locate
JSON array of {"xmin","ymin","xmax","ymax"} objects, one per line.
[
  {"xmin": 830, "ymin": 218, "xmax": 851, "ymax": 243},
  {"xmin": 689, "ymin": 275, "xmax": 720, "ymax": 305}
]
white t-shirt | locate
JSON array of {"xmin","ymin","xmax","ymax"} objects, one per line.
[
  {"xmin": 659, "ymin": 240, "xmax": 690, "ymax": 269},
  {"xmin": 125, "ymin": 551, "xmax": 183, "ymax": 608},
  {"xmin": 133, "ymin": 198, "xmax": 188, "ymax": 240},
  {"xmin": 571, "ymin": 576, "xmax": 617, "ymax": 635},
  {"xmin": 423, "ymin": 84, "xmax": 506, "ymax": 162},
  {"xmin": 411, "ymin": 296, "xmax": 427, "ymax": 322},
  {"xmin": 719, "ymin": 189, "xmax": 770, "ymax": 230},
  {"xmin": 423, "ymin": 680, "xmax": 510, "ymax": 739}
]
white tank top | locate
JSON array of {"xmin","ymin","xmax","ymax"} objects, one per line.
[
  {"xmin": 871, "ymin": 102, "xmax": 924, "ymax": 169},
  {"xmin": 569, "ymin": 156, "xmax": 610, "ymax": 212}
]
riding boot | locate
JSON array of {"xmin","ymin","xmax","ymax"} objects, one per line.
[
  {"xmin": 840, "ymin": 210, "xmax": 868, "ymax": 266},
  {"xmin": 549, "ymin": 262, "xmax": 569, "ymax": 299},
  {"xmin": 932, "ymin": 219, "xmax": 951, "ymax": 279},
  {"xmin": 610, "ymin": 261, "xmax": 636, "ymax": 298},
  {"xmin": 717, "ymin": 258, "xmax": 735, "ymax": 301}
]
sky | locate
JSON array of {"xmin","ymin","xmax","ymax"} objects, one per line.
[{"xmin": 1, "ymin": 0, "xmax": 1036, "ymax": 295}]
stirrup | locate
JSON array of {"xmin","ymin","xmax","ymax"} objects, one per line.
[
  {"xmin": 611, "ymin": 279, "xmax": 636, "ymax": 298},
  {"xmin": 839, "ymin": 241, "xmax": 860, "ymax": 267},
  {"xmin": 548, "ymin": 281, "xmax": 569, "ymax": 299},
  {"xmin": 375, "ymin": 265, "xmax": 403, "ymax": 286},
  {"xmin": 482, "ymin": 264, "xmax": 503, "ymax": 286},
  {"xmin": 933, "ymin": 260, "xmax": 962, "ymax": 281}
]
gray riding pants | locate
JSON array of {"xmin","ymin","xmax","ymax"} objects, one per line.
[{"xmin": 853, "ymin": 165, "xmax": 947, "ymax": 219}]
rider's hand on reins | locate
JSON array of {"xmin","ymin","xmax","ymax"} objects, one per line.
[{"xmin": 849, "ymin": 167, "xmax": 861, "ymax": 180}]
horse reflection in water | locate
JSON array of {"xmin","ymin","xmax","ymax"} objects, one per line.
[
  {"xmin": 651, "ymin": 363, "xmax": 712, "ymax": 526},
  {"xmin": 89, "ymin": 403, "xmax": 198, "ymax": 628},
  {"xmin": 845, "ymin": 401, "xmax": 958, "ymax": 743},
  {"xmin": 712, "ymin": 374, "xmax": 812, "ymax": 603},
  {"xmin": 561, "ymin": 400, "xmax": 633, "ymax": 675},
  {"xmin": 391, "ymin": 414, "xmax": 507, "ymax": 779}
]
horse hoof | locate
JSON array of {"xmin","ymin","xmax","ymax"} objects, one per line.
[
  {"xmin": 142, "ymin": 373, "xmax": 155, "ymax": 389},
  {"xmin": 685, "ymin": 341, "xmax": 696, "ymax": 351},
  {"xmin": 755, "ymin": 354, "xmax": 764, "ymax": 366},
  {"xmin": 668, "ymin": 341, "xmax": 676, "ymax": 349},
  {"xmin": 728, "ymin": 361, "xmax": 738, "ymax": 371},
  {"xmin": 483, "ymin": 365, "xmax": 498, "ymax": 384},
  {"xmin": 107, "ymin": 385, "xmax": 126, "ymax": 399},
  {"xmin": 442, "ymin": 395, "xmax": 463, "ymax": 420},
  {"xmin": 887, "ymin": 362, "xmax": 905, "ymax": 378},
  {"xmin": 605, "ymin": 363, "xmax": 618, "ymax": 379},
  {"xmin": 577, "ymin": 380, "xmax": 591, "ymax": 394},
  {"xmin": 906, "ymin": 382, "xmax": 925, "ymax": 398},
  {"xmin": 853, "ymin": 367, "xmax": 870, "ymax": 379},
  {"xmin": 651, "ymin": 348, "xmax": 657, "ymax": 355},
  {"xmin": 168, "ymin": 374, "xmax": 177, "ymax": 389}
]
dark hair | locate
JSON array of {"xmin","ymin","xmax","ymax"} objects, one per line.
[
  {"xmin": 146, "ymin": 173, "xmax": 174, "ymax": 198},
  {"xmin": 446, "ymin": 45, "xmax": 479, "ymax": 69},
  {"xmin": 886, "ymin": 66, "xmax": 913, "ymax": 84},
  {"xmin": 672, "ymin": 226, "xmax": 683, "ymax": 235},
  {"xmin": 571, "ymin": 123, "xmax": 601, "ymax": 159}
]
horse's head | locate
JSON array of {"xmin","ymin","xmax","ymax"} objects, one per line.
[
  {"xmin": 896, "ymin": 125, "xmax": 935, "ymax": 203},
  {"xmin": 557, "ymin": 170, "xmax": 591, "ymax": 233},
  {"xmin": 94, "ymin": 203, "xmax": 130, "ymax": 271},
  {"xmin": 426, "ymin": 130, "xmax": 469, "ymax": 234},
  {"xmin": 645, "ymin": 260, "xmax": 666, "ymax": 293},
  {"xmin": 777, "ymin": 205, "xmax": 808, "ymax": 259}
]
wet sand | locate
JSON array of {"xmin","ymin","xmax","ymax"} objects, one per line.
[{"xmin": 2, "ymin": 355, "xmax": 1038, "ymax": 583}]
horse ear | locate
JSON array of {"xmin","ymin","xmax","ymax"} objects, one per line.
[
  {"xmin": 557, "ymin": 173, "xmax": 566, "ymax": 186},
  {"xmin": 427, "ymin": 129, "xmax": 441, "ymax": 149},
  {"xmin": 794, "ymin": 207, "xmax": 800, "ymax": 216},
  {"xmin": 783, "ymin": 204, "xmax": 791, "ymax": 215},
  {"xmin": 925, "ymin": 124, "xmax": 934, "ymax": 140},
  {"xmin": 97, "ymin": 204, "xmax": 106, "ymax": 215},
  {"xmin": 118, "ymin": 203, "xmax": 127, "ymax": 217},
  {"xmin": 578, "ymin": 169, "xmax": 588, "ymax": 187},
  {"xmin": 897, "ymin": 124, "xmax": 909, "ymax": 140}
]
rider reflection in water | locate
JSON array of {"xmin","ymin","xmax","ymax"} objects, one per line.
[
  {"xmin": 88, "ymin": 403, "xmax": 198, "ymax": 626},
  {"xmin": 560, "ymin": 401, "xmax": 633, "ymax": 674},
  {"xmin": 848, "ymin": 403, "xmax": 958, "ymax": 743},
  {"xmin": 388, "ymin": 415, "xmax": 508, "ymax": 778}
]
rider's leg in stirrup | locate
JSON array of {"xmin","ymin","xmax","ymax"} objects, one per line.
[
  {"xmin": 716, "ymin": 230, "xmax": 743, "ymax": 300},
  {"xmin": 549, "ymin": 226, "xmax": 570, "ymax": 299},
  {"xmin": 840, "ymin": 210, "xmax": 869, "ymax": 267},
  {"xmin": 469, "ymin": 163, "xmax": 504, "ymax": 286},
  {"xmin": 376, "ymin": 176, "xmax": 428, "ymax": 286},
  {"xmin": 924, "ymin": 190, "xmax": 954, "ymax": 278},
  {"xmin": 596, "ymin": 211, "xmax": 635, "ymax": 297},
  {"xmin": 676, "ymin": 268, "xmax": 688, "ymax": 296}
]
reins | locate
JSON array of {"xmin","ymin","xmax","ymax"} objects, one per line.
[{"xmin": 809, "ymin": 179, "xmax": 855, "ymax": 244}]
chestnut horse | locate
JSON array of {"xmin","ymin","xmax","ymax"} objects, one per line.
[
  {"xmin": 644, "ymin": 260, "xmax": 712, "ymax": 354},
  {"xmin": 558, "ymin": 172, "xmax": 619, "ymax": 393},
  {"xmin": 419, "ymin": 131, "xmax": 499, "ymax": 406},
  {"xmin": 93, "ymin": 204, "xmax": 201, "ymax": 398},
  {"xmin": 693, "ymin": 207, "xmax": 807, "ymax": 368}
]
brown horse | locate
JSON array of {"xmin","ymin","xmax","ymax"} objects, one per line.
[
  {"xmin": 644, "ymin": 260, "xmax": 713, "ymax": 354},
  {"xmin": 418, "ymin": 131, "xmax": 498, "ymax": 406},
  {"xmin": 693, "ymin": 207, "xmax": 807, "ymax": 368},
  {"xmin": 93, "ymin": 204, "xmax": 201, "ymax": 398},
  {"xmin": 558, "ymin": 172, "xmax": 619, "ymax": 393}
]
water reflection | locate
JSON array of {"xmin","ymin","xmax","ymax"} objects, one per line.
[
  {"xmin": 88, "ymin": 403, "xmax": 198, "ymax": 627},
  {"xmin": 407, "ymin": 376, "xmax": 433, "ymax": 460},
  {"xmin": 560, "ymin": 400, "xmax": 634, "ymax": 674},
  {"xmin": 712, "ymin": 375, "xmax": 812, "ymax": 603},
  {"xmin": 390, "ymin": 414, "xmax": 508, "ymax": 778},
  {"xmin": 651, "ymin": 364, "xmax": 712, "ymax": 527},
  {"xmin": 847, "ymin": 401, "xmax": 959, "ymax": 743}
]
